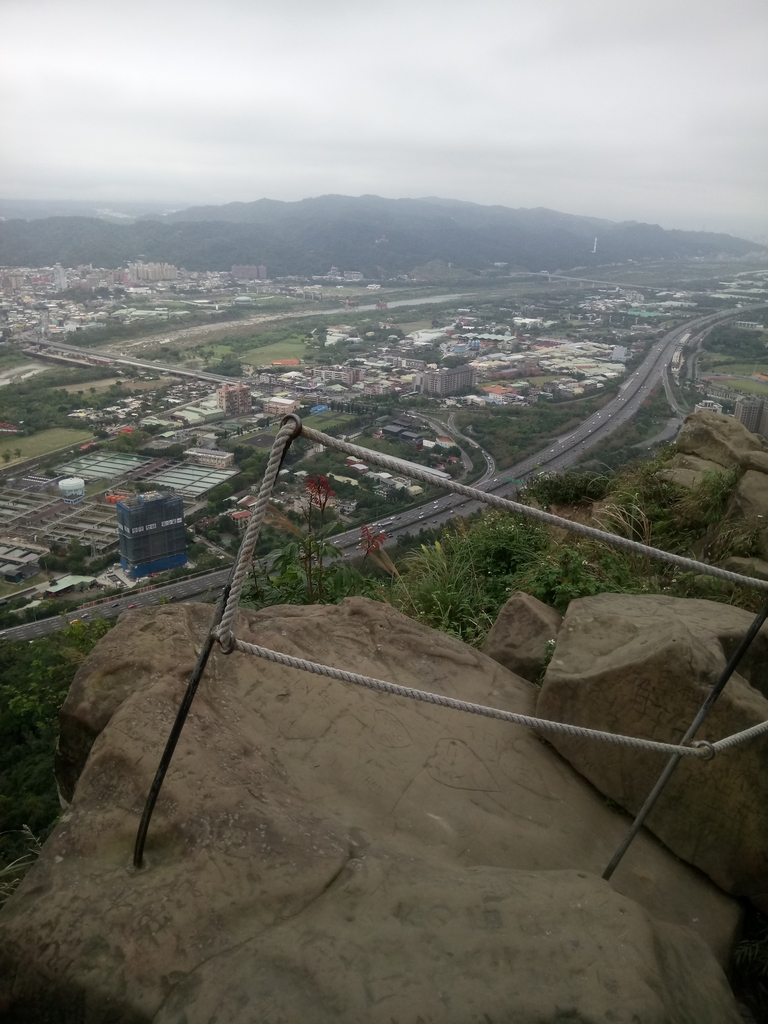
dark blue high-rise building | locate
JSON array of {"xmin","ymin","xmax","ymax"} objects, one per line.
[{"xmin": 116, "ymin": 491, "xmax": 187, "ymax": 578}]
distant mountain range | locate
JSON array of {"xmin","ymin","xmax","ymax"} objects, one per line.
[{"xmin": 0, "ymin": 194, "xmax": 763, "ymax": 277}]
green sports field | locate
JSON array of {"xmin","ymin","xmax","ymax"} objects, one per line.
[
  {"xmin": 718, "ymin": 378, "xmax": 768, "ymax": 397},
  {"xmin": 0, "ymin": 428, "xmax": 94, "ymax": 467},
  {"xmin": 242, "ymin": 337, "xmax": 307, "ymax": 366}
]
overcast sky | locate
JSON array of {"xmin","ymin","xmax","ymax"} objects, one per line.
[{"xmin": 2, "ymin": 0, "xmax": 767, "ymax": 237}]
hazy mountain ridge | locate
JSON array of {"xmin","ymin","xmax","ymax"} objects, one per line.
[{"xmin": 0, "ymin": 194, "xmax": 763, "ymax": 276}]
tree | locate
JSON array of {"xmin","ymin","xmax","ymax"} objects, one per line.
[
  {"xmin": 2, "ymin": 452, "xmax": 10, "ymax": 463},
  {"xmin": 0, "ymin": 619, "xmax": 113, "ymax": 870},
  {"xmin": 13, "ymin": 448, "xmax": 21, "ymax": 459}
]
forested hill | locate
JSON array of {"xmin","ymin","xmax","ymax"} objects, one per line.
[{"xmin": 0, "ymin": 194, "xmax": 763, "ymax": 276}]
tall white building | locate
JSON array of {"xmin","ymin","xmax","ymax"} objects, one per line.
[
  {"xmin": 52, "ymin": 264, "xmax": 68, "ymax": 291},
  {"xmin": 734, "ymin": 396, "xmax": 763, "ymax": 434}
]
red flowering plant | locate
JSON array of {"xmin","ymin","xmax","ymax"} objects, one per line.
[
  {"xmin": 305, "ymin": 475, "xmax": 335, "ymax": 516},
  {"xmin": 246, "ymin": 476, "xmax": 379, "ymax": 608},
  {"xmin": 359, "ymin": 523, "xmax": 398, "ymax": 577},
  {"xmin": 360, "ymin": 523, "xmax": 387, "ymax": 555}
]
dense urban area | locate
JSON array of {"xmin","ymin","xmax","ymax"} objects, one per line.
[{"xmin": 0, "ymin": 256, "xmax": 766, "ymax": 633}]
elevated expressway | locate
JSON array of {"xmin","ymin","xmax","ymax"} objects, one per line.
[
  {"xmin": 331, "ymin": 307, "xmax": 747, "ymax": 551},
  {"xmin": 2, "ymin": 308, "xmax": 749, "ymax": 641}
]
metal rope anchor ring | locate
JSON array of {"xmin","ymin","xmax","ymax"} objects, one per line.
[
  {"xmin": 281, "ymin": 412, "xmax": 303, "ymax": 438},
  {"xmin": 216, "ymin": 631, "xmax": 237, "ymax": 655},
  {"xmin": 692, "ymin": 740, "xmax": 716, "ymax": 760}
]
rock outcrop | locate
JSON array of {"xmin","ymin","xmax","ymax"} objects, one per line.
[
  {"xmin": 656, "ymin": 451, "xmax": 728, "ymax": 489},
  {"xmin": 675, "ymin": 410, "xmax": 768, "ymax": 469},
  {"xmin": 482, "ymin": 591, "xmax": 562, "ymax": 682},
  {"xmin": 538, "ymin": 592, "xmax": 768, "ymax": 911},
  {"xmin": 0, "ymin": 599, "xmax": 742, "ymax": 1023},
  {"xmin": 657, "ymin": 412, "xmax": 768, "ymax": 490},
  {"xmin": 655, "ymin": 410, "xmax": 768, "ymax": 566},
  {"xmin": 723, "ymin": 470, "xmax": 768, "ymax": 558}
]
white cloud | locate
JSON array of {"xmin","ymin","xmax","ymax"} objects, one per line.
[{"xmin": 1, "ymin": 0, "xmax": 766, "ymax": 235}]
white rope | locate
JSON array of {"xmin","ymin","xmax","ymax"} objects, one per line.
[
  {"xmin": 231, "ymin": 637, "xmax": 713, "ymax": 758},
  {"xmin": 215, "ymin": 417, "xmax": 298, "ymax": 642},
  {"xmin": 209, "ymin": 415, "xmax": 768, "ymax": 764},
  {"xmin": 298, "ymin": 425, "xmax": 768, "ymax": 593},
  {"xmin": 710, "ymin": 717, "xmax": 768, "ymax": 752}
]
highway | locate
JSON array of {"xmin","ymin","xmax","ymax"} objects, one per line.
[
  {"xmin": 0, "ymin": 567, "xmax": 233, "ymax": 643},
  {"xmin": 330, "ymin": 307, "xmax": 745, "ymax": 554},
  {"xmin": 417, "ymin": 412, "xmax": 496, "ymax": 481},
  {"xmin": 1, "ymin": 307, "xmax": 747, "ymax": 643}
]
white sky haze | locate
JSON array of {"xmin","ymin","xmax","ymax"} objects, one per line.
[{"xmin": 1, "ymin": 0, "xmax": 767, "ymax": 237}]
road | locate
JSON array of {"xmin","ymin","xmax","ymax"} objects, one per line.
[
  {"xmin": 33, "ymin": 291, "xmax": 472, "ymax": 383},
  {"xmin": 661, "ymin": 362, "xmax": 688, "ymax": 418},
  {"xmin": 416, "ymin": 412, "xmax": 496, "ymax": 482},
  {"xmin": 0, "ymin": 567, "xmax": 233, "ymax": 643},
  {"xmin": 3, "ymin": 307, "xmax": 749, "ymax": 641},
  {"xmin": 329, "ymin": 307, "xmax": 746, "ymax": 554}
]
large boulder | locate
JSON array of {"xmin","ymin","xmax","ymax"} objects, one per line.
[
  {"xmin": 482, "ymin": 591, "xmax": 562, "ymax": 682},
  {"xmin": 54, "ymin": 609, "xmax": 205, "ymax": 803},
  {"xmin": 722, "ymin": 469, "xmax": 768, "ymax": 558},
  {"xmin": 538, "ymin": 593, "xmax": 768, "ymax": 911},
  {"xmin": 740, "ymin": 451, "xmax": 768, "ymax": 474},
  {"xmin": 0, "ymin": 600, "xmax": 742, "ymax": 1023},
  {"xmin": 656, "ymin": 452, "xmax": 728, "ymax": 489},
  {"xmin": 676, "ymin": 410, "xmax": 768, "ymax": 468}
]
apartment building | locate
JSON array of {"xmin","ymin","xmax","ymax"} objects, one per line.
[
  {"xmin": 216, "ymin": 382, "xmax": 252, "ymax": 416},
  {"xmin": 413, "ymin": 364, "xmax": 477, "ymax": 397}
]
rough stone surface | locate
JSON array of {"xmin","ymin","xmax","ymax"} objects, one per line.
[
  {"xmin": 538, "ymin": 592, "xmax": 768, "ymax": 911},
  {"xmin": 482, "ymin": 591, "xmax": 563, "ymax": 682},
  {"xmin": 656, "ymin": 466, "xmax": 708, "ymax": 489},
  {"xmin": 656, "ymin": 452, "xmax": 727, "ymax": 489},
  {"xmin": 723, "ymin": 470, "xmax": 768, "ymax": 556},
  {"xmin": 55, "ymin": 614, "xmax": 202, "ymax": 803},
  {"xmin": 0, "ymin": 599, "xmax": 742, "ymax": 1023},
  {"xmin": 740, "ymin": 450, "xmax": 768, "ymax": 474},
  {"xmin": 676, "ymin": 410, "xmax": 767, "ymax": 469}
]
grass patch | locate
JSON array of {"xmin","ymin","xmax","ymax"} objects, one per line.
[
  {"xmin": 707, "ymin": 362, "xmax": 768, "ymax": 377},
  {"xmin": 0, "ymin": 428, "xmax": 94, "ymax": 466},
  {"xmin": 715, "ymin": 378, "xmax": 768, "ymax": 397},
  {"xmin": 242, "ymin": 336, "xmax": 307, "ymax": 366},
  {"xmin": 0, "ymin": 352, "xmax": 30, "ymax": 373},
  {"xmin": 0, "ymin": 574, "xmax": 46, "ymax": 600},
  {"xmin": 298, "ymin": 412, "xmax": 357, "ymax": 434},
  {"xmin": 204, "ymin": 344, "xmax": 233, "ymax": 358}
]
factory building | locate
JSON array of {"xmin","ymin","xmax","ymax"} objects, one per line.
[
  {"xmin": 116, "ymin": 491, "xmax": 187, "ymax": 578},
  {"xmin": 263, "ymin": 396, "xmax": 301, "ymax": 416}
]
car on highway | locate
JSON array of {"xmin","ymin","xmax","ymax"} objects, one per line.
[{"xmin": 127, "ymin": 603, "xmax": 137, "ymax": 609}]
